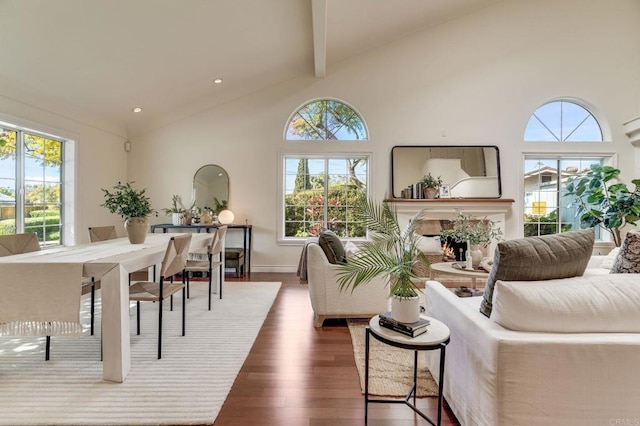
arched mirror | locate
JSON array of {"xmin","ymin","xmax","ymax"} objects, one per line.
[{"xmin": 193, "ymin": 164, "xmax": 229, "ymax": 212}]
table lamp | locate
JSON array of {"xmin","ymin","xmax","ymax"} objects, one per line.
[{"xmin": 218, "ymin": 209, "xmax": 234, "ymax": 225}]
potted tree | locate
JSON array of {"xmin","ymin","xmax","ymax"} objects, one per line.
[
  {"xmin": 421, "ymin": 173, "xmax": 442, "ymax": 199},
  {"xmin": 101, "ymin": 181, "xmax": 154, "ymax": 244},
  {"xmin": 335, "ymin": 198, "xmax": 429, "ymax": 323},
  {"xmin": 565, "ymin": 165, "xmax": 640, "ymax": 246},
  {"xmin": 440, "ymin": 211, "xmax": 502, "ymax": 267}
]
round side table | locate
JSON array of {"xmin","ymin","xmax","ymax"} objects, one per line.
[{"xmin": 365, "ymin": 315, "xmax": 450, "ymax": 425}]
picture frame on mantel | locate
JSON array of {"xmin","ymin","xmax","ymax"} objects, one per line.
[{"xmin": 439, "ymin": 184, "xmax": 451, "ymax": 198}]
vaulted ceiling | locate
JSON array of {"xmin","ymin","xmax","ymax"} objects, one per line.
[{"xmin": 0, "ymin": 0, "xmax": 500, "ymax": 136}]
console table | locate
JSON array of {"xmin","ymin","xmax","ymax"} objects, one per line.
[{"xmin": 150, "ymin": 223, "xmax": 252, "ymax": 274}]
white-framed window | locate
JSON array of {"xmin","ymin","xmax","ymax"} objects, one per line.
[
  {"xmin": 522, "ymin": 99, "xmax": 610, "ymax": 240},
  {"xmin": 524, "ymin": 100, "xmax": 603, "ymax": 142},
  {"xmin": 282, "ymin": 154, "xmax": 369, "ymax": 239},
  {"xmin": 285, "ymin": 99, "xmax": 368, "ymax": 140},
  {"xmin": 0, "ymin": 122, "xmax": 65, "ymax": 246},
  {"xmin": 523, "ymin": 155, "xmax": 613, "ymax": 240}
]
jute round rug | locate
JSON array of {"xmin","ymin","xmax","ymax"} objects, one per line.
[{"xmin": 348, "ymin": 319, "xmax": 438, "ymax": 397}]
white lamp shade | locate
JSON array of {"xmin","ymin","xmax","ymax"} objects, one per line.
[{"xmin": 218, "ymin": 209, "xmax": 234, "ymax": 224}]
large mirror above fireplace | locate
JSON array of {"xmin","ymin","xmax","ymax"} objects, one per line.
[{"xmin": 391, "ymin": 145, "xmax": 502, "ymax": 198}]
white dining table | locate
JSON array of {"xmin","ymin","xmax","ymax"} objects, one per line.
[{"xmin": 0, "ymin": 232, "xmax": 212, "ymax": 382}]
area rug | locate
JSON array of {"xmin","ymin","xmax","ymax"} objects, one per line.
[
  {"xmin": 0, "ymin": 281, "xmax": 281, "ymax": 426},
  {"xmin": 348, "ymin": 319, "xmax": 438, "ymax": 397}
]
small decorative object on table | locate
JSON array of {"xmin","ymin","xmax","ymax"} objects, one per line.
[
  {"xmin": 101, "ymin": 181, "xmax": 153, "ymax": 244},
  {"xmin": 378, "ymin": 311, "xmax": 430, "ymax": 337}
]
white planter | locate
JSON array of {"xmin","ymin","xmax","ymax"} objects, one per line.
[
  {"xmin": 391, "ymin": 295, "xmax": 421, "ymax": 324},
  {"xmin": 171, "ymin": 212, "xmax": 183, "ymax": 226}
]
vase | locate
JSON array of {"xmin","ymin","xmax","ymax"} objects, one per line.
[
  {"xmin": 124, "ymin": 217, "xmax": 149, "ymax": 244},
  {"xmin": 171, "ymin": 212, "xmax": 183, "ymax": 226},
  {"xmin": 391, "ymin": 295, "xmax": 421, "ymax": 324},
  {"xmin": 424, "ymin": 187, "xmax": 439, "ymax": 199},
  {"xmin": 467, "ymin": 241, "xmax": 484, "ymax": 268}
]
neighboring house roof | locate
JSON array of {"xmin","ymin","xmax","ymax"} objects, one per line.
[{"xmin": 0, "ymin": 193, "xmax": 15, "ymax": 203}]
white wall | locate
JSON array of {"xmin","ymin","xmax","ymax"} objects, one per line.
[
  {"xmin": 127, "ymin": 0, "xmax": 639, "ymax": 271},
  {"xmin": 0, "ymin": 83, "xmax": 129, "ymax": 244}
]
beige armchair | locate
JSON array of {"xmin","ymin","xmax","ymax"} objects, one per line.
[{"xmin": 306, "ymin": 242, "xmax": 390, "ymax": 327}]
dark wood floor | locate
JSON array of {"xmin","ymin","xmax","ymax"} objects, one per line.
[{"xmin": 211, "ymin": 272, "xmax": 461, "ymax": 426}]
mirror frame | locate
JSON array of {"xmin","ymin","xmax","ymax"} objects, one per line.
[
  {"xmin": 391, "ymin": 145, "xmax": 502, "ymax": 199},
  {"xmin": 193, "ymin": 164, "xmax": 230, "ymax": 211}
]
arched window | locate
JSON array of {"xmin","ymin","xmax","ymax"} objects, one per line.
[
  {"xmin": 285, "ymin": 99, "xmax": 368, "ymax": 140},
  {"xmin": 524, "ymin": 100, "xmax": 602, "ymax": 142}
]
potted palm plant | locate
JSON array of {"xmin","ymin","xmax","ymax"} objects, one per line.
[
  {"xmin": 101, "ymin": 181, "xmax": 154, "ymax": 244},
  {"xmin": 565, "ymin": 165, "xmax": 640, "ymax": 246},
  {"xmin": 335, "ymin": 198, "xmax": 429, "ymax": 323}
]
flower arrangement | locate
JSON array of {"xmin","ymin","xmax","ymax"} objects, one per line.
[{"xmin": 440, "ymin": 211, "xmax": 502, "ymax": 247}]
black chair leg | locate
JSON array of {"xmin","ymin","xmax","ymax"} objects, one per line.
[
  {"xmin": 182, "ymin": 287, "xmax": 186, "ymax": 337},
  {"xmin": 186, "ymin": 273, "xmax": 190, "ymax": 299},
  {"xmin": 219, "ymin": 266, "xmax": 223, "ymax": 299},
  {"xmin": 208, "ymin": 267, "xmax": 212, "ymax": 310},
  {"xmin": 45, "ymin": 336, "xmax": 51, "ymax": 361},
  {"xmin": 136, "ymin": 301, "xmax": 141, "ymax": 335},
  {"xmin": 90, "ymin": 280, "xmax": 95, "ymax": 336},
  {"xmin": 158, "ymin": 297, "xmax": 163, "ymax": 359}
]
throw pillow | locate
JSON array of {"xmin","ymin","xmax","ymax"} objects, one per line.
[
  {"xmin": 415, "ymin": 234, "xmax": 443, "ymax": 253},
  {"xmin": 318, "ymin": 230, "xmax": 346, "ymax": 264},
  {"xmin": 479, "ymin": 228, "xmax": 594, "ymax": 318},
  {"xmin": 610, "ymin": 230, "xmax": 640, "ymax": 273},
  {"xmin": 344, "ymin": 241, "xmax": 360, "ymax": 261},
  {"xmin": 599, "ymin": 247, "xmax": 620, "ymax": 270}
]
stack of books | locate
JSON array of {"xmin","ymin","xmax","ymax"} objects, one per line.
[{"xmin": 378, "ymin": 311, "xmax": 430, "ymax": 337}]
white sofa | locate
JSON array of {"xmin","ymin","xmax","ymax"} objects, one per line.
[
  {"xmin": 306, "ymin": 241, "xmax": 389, "ymax": 327},
  {"xmin": 423, "ymin": 261, "xmax": 640, "ymax": 426}
]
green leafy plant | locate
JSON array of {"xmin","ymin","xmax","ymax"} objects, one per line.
[
  {"xmin": 421, "ymin": 173, "xmax": 442, "ymax": 189},
  {"xmin": 101, "ymin": 181, "xmax": 153, "ymax": 219},
  {"xmin": 162, "ymin": 194, "xmax": 186, "ymax": 214},
  {"xmin": 565, "ymin": 165, "xmax": 640, "ymax": 246},
  {"xmin": 212, "ymin": 197, "xmax": 228, "ymax": 214},
  {"xmin": 335, "ymin": 198, "xmax": 427, "ymax": 299},
  {"xmin": 440, "ymin": 211, "xmax": 502, "ymax": 247}
]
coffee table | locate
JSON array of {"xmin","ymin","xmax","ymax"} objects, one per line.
[{"xmin": 429, "ymin": 262, "xmax": 489, "ymax": 293}]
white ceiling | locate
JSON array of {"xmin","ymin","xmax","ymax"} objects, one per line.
[{"xmin": 0, "ymin": 0, "xmax": 500, "ymax": 136}]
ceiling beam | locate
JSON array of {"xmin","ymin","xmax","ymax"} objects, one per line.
[{"xmin": 311, "ymin": 0, "xmax": 327, "ymax": 78}]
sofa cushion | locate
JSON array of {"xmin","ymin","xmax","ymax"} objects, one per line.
[
  {"xmin": 610, "ymin": 230, "xmax": 640, "ymax": 273},
  {"xmin": 318, "ymin": 230, "xmax": 346, "ymax": 264},
  {"xmin": 492, "ymin": 274, "xmax": 640, "ymax": 332},
  {"xmin": 479, "ymin": 229, "xmax": 594, "ymax": 317}
]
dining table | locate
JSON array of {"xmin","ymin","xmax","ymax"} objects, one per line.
[{"xmin": 0, "ymin": 232, "xmax": 212, "ymax": 382}]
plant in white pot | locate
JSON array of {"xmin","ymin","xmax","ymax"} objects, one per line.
[
  {"xmin": 101, "ymin": 181, "xmax": 154, "ymax": 244},
  {"xmin": 335, "ymin": 198, "xmax": 429, "ymax": 324},
  {"xmin": 440, "ymin": 211, "xmax": 502, "ymax": 268},
  {"xmin": 162, "ymin": 194, "xmax": 187, "ymax": 226}
]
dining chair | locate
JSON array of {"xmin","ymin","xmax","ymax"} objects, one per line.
[
  {"xmin": 0, "ymin": 233, "xmax": 95, "ymax": 359},
  {"xmin": 88, "ymin": 226, "xmax": 149, "ymax": 281},
  {"xmin": 128, "ymin": 233, "xmax": 192, "ymax": 359},
  {"xmin": 185, "ymin": 225, "xmax": 227, "ymax": 309}
]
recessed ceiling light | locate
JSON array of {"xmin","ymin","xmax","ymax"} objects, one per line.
[
  {"xmin": 213, "ymin": 78, "xmax": 223, "ymax": 84},
  {"xmin": 132, "ymin": 107, "xmax": 142, "ymax": 113}
]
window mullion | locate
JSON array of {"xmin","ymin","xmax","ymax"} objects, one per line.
[
  {"xmin": 323, "ymin": 158, "xmax": 329, "ymax": 229},
  {"xmin": 15, "ymin": 131, "xmax": 24, "ymax": 233}
]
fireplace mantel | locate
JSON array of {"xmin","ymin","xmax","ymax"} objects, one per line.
[{"xmin": 386, "ymin": 198, "xmax": 515, "ymax": 255}]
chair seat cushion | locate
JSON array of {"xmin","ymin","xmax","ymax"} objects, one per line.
[
  {"xmin": 225, "ymin": 248, "xmax": 244, "ymax": 259},
  {"xmin": 129, "ymin": 281, "xmax": 185, "ymax": 302}
]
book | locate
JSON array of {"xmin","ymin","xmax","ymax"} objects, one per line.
[
  {"xmin": 378, "ymin": 311, "xmax": 429, "ymax": 333},
  {"xmin": 378, "ymin": 319, "xmax": 428, "ymax": 337}
]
